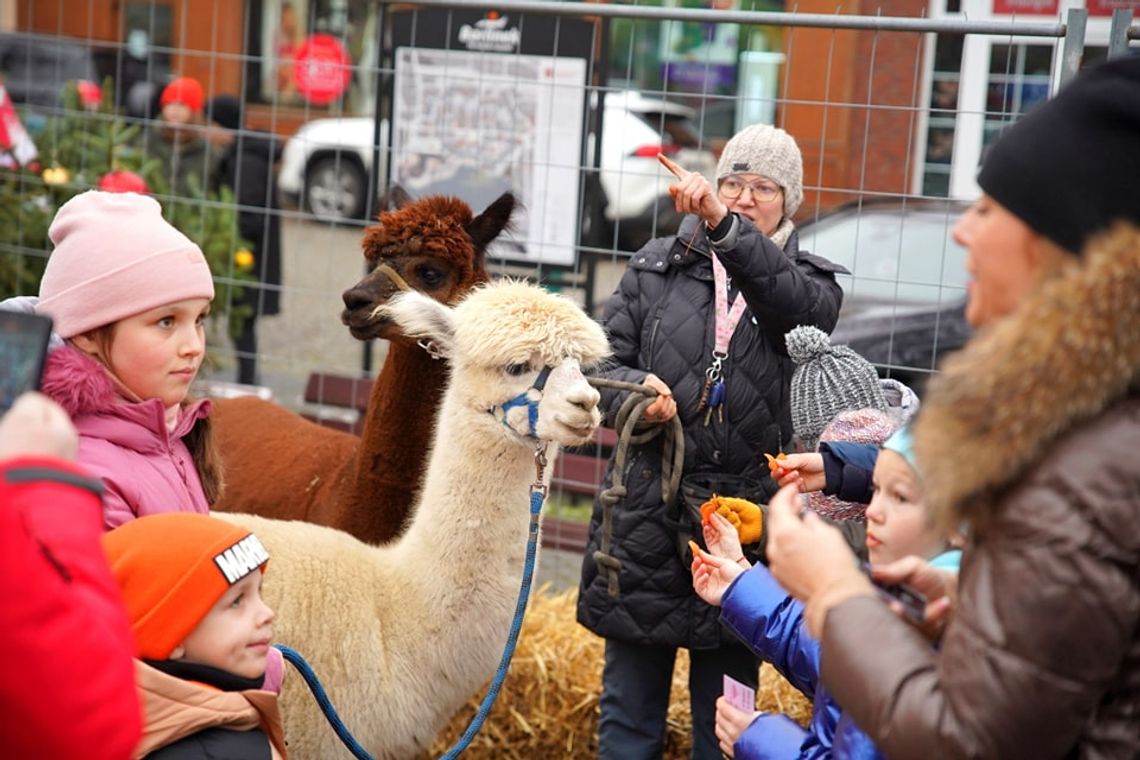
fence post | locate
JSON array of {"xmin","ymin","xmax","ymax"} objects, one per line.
[
  {"xmin": 1058, "ymin": 8, "xmax": 1087, "ymax": 90},
  {"xmin": 1107, "ymin": 9, "xmax": 1134, "ymax": 60}
]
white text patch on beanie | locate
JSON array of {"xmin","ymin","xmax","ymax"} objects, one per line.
[{"xmin": 214, "ymin": 534, "xmax": 270, "ymax": 584}]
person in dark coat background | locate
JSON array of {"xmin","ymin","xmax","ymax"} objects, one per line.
[
  {"xmin": 205, "ymin": 95, "xmax": 283, "ymax": 386},
  {"xmin": 577, "ymin": 123, "xmax": 847, "ymax": 759}
]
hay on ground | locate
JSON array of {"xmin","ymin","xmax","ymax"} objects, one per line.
[{"xmin": 427, "ymin": 585, "xmax": 812, "ymax": 759}]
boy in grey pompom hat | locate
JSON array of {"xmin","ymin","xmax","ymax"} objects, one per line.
[
  {"xmin": 716, "ymin": 123, "xmax": 804, "ymax": 220},
  {"xmin": 787, "ymin": 325, "xmax": 888, "ymax": 450}
]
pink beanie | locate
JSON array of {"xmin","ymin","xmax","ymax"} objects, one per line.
[
  {"xmin": 37, "ymin": 191, "xmax": 215, "ymax": 338},
  {"xmin": 807, "ymin": 408, "xmax": 900, "ymax": 522}
]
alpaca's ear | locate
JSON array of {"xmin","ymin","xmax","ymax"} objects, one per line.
[
  {"xmin": 467, "ymin": 192, "xmax": 517, "ymax": 254},
  {"xmin": 378, "ymin": 291, "xmax": 456, "ymax": 357},
  {"xmin": 378, "ymin": 184, "xmax": 414, "ymax": 214}
]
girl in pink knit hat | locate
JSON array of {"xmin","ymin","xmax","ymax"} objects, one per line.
[{"xmin": 33, "ymin": 190, "xmax": 220, "ymax": 530}]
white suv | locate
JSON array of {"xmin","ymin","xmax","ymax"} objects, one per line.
[
  {"xmin": 277, "ymin": 117, "xmax": 387, "ymax": 222},
  {"xmin": 277, "ymin": 90, "xmax": 717, "ymax": 250}
]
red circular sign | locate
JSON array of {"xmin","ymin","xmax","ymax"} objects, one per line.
[{"xmin": 293, "ymin": 34, "xmax": 352, "ymax": 105}]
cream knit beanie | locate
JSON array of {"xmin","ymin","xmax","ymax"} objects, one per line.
[{"xmin": 716, "ymin": 123, "xmax": 804, "ymax": 219}]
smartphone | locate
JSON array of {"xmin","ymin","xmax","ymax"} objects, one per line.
[
  {"xmin": 0, "ymin": 311, "xmax": 53, "ymax": 414},
  {"xmin": 859, "ymin": 561, "xmax": 928, "ymax": 624}
]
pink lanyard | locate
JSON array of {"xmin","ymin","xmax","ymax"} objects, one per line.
[{"xmin": 709, "ymin": 254, "xmax": 746, "ymax": 379}]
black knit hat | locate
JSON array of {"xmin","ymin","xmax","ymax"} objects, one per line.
[
  {"xmin": 977, "ymin": 55, "xmax": 1140, "ymax": 255},
  {"xmin": 206, "ymin": 95, "xmax": 242, "ymax": 131}
]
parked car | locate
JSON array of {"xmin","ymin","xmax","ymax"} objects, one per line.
[
  {"xmin": 0, "ymin": 33, "xmax": 96, "ymax": 108},
  {"xmin": 592, "ymin": 90, "xmax": 718, "ymax": 251},
  {"xmin": 0, "ymin": 33, "xmax": 167, "ymax": 116},
  {"xmin": 276, "ymin": 90, "xmax": 717, "ymax": 249},
  {"xmin": 277, "ymin": 116, "xmax": 387, "ymax": 222},
  {"xmin": 798, "ymin": 198, "xmax": 974, "ymax": 393}
]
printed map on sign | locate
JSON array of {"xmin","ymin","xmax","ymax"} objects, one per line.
[{"xmin": 392, "ymin": 48, "xmax": 586, "ymax": 266}]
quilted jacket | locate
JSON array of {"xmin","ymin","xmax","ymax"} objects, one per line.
[
  {"xmin": 577, "ymin": 213, "xmax": 846, "ymax": 648},
  {"xmin": 821, "ymin": 224, "xmax": 1140, "ymax": 758}
]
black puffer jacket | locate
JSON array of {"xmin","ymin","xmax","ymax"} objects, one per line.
[
  {"xmin": 211, "ymin": 132, "xmax": 283, "ymax": 315},
  {"xmin": 577, "ymin": 214, "xmax": 846, "ymax": 648}
]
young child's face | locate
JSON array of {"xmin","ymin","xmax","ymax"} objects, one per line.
[
  {"xmin": 177, "ymin": 570, "xmax": 275, "ymax": 679},
  {"xmin": 864, "ymin": 449, "xmax": 945, "ymax": 565},
  {"xmin": 104, "ymin": 298, "xmax": 210, "ymax": 408}
]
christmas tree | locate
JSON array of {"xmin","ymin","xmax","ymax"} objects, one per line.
[{"xmin": 0, "ymin": 78, "xmax": 254, "ymax": 337}]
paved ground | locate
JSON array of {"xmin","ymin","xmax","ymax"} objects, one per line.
[{"xmin": 202, "ymin": 216, "xmax": 381, "ymax": 409}]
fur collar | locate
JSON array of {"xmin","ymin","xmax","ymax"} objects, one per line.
[
  {"xmin": 40, "ymin": 345, "xmax": 209, "ymax": 432},
  {"xmin": 41, "ymin": 346, "xmax": 129, "ymax": 418},
  {"xmin": 915, "ymin": 223, "xmax": 1140, "ymax": 529}
]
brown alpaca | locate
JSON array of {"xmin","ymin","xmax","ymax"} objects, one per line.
[{"xmin": 209, "ymin": 191, "xmax": 514, "ymax": 544}]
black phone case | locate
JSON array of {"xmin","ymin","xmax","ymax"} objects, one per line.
[
  {"xmin": 0, "ymin": 311, "xmax": 54, "ymax": 413},
  {"xmin": 859, "ymin": 561, "xmax": 928, "ymax": 623}
]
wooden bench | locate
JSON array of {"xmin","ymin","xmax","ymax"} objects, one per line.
[
  {"xmin": 301, "ymin": 372, "xmax": 618, "ymax": 553},
  {"xmin": 301, "ymin": 373, "xmax": 375, "ymax": 434}
]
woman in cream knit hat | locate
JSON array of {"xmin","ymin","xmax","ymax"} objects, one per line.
[{"xmin": 578, "ymin": 123, "xmax": 848, "ymax": 760}]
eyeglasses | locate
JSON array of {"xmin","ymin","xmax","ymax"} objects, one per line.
[{"xmin": 719, "ymin": 176, "xmax": 782, "ymax": 203}]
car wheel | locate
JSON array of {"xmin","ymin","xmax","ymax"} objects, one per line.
[{"xmin": 303, "ymin": 156, "xmax": 367, "ymax": 222}]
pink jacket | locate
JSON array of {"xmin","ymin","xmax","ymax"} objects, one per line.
[{"xmin": 41, "ymin": 346, "xmax": 212, "ymax": 530}]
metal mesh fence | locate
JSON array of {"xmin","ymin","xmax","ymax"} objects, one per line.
[{"xmin": 1, "ymin": 0, "xmax": 1136, "ymax": 542}]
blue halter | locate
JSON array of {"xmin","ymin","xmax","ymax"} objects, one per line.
[{"xmin": 491, "ymin": 366, "xmax": 553, "ymax": 439}]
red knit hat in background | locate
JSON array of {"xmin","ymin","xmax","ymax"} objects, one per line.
[
  {"xmin": 160, "ymin": 77, "xmax": 205, "ymax": 113},
  {"xmin": 102, "ymin": 513, "xmax": 270, "ymax": 660}
]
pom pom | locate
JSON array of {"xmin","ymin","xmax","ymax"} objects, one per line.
[{"xmin": 785, "ymin": 325, "xmax": 831, "ymax": 365}]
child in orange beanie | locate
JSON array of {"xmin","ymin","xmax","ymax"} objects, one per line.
[{"xmin": 103, "ymin": 512, "xmax": 287, "ymax": 759}]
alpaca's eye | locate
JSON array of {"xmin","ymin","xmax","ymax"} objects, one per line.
[
  {"xmin": 505, "ymin": 362, "xmax": 531, "ymax": 377},
  {"xmin": 416, "ymin": 265, "xmax": 444, "ymax": 288}
]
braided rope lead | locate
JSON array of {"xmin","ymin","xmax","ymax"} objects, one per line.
[
  {"xmin": 275, "ymin": 475, "xmax": 547, "ymax": 760},
  {"xmin": 275, "ymin": 644, "xmax": 373, "ymax": 760},
  {"xmin": 439, "ymin": 486, "xmax": 544, "ymax": 759}
]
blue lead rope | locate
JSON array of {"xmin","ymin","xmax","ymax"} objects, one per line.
[
  {"xmin": 275, "ymin": 486, "xmax": 546, "ymax": 760},
  {"xmin": 276, "ymin": 644, "xmax": 372, "ymax": 760}
]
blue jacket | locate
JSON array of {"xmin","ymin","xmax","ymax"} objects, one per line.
[{"xmin": 720, "ymin": 565, "xmax": 883, "ymax": 760}]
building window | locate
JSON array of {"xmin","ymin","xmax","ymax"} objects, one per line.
[
  {"xmin": 248, "ymin": 0, "xmax": 378, "ymax": 113},
  {"xmin": 981, "ymin": 43, "xmax": 1052, "ymax": 151},
  {"xmin": 922, "ymin": 34, "xmax": 963, "ymax": 197}
]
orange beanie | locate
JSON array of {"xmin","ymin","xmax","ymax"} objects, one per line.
[
  {"xmin": 102, "ymin": 513, "xmax": 270, "ymax": 660},
  {"xmin": 160, "ymin": 77, "xmax": 205, "ymax": 113}
]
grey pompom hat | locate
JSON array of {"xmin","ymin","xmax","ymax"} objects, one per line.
[
  {"xmin": 787, "ymin": 325, "xmax": 888, "ymax": 450},
  {"xmin": 715, "ymin": 123, "xmax": 804, "ymax": 219}
]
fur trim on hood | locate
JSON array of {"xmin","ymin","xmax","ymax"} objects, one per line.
[
  {"xmin": 41, "ymin": 345, "xmax": 126, "ymax": 418},
  {"xmin": 40, "ymin": 346, "xmax": 210, "ymax": 429},
  {"xmin": 915, "ymin": 223, "xmax": 1140, "ymax": 531}
]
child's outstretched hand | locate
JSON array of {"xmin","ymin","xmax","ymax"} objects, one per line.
[
  {"xmin": 771, "ymin": 452, "xmax": 826, "ymax": 492},
  {"xmin": 690, "ymin": 539, "xmax": 746, "ymax": 607},
  {"xmin": 703, "ymin": 511, "xmax": 747, "ymax": 565},
  {"xmin": 715, "ymin": 696, "xmax": 761, "ymax": 758},
  {"xmin": 700, "ymin": 495, "xmax": 763, "ymax": 545}
]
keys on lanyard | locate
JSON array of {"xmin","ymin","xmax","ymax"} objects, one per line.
[{"xmin": 698, "ymin": 352, "xmax": 727, "ymax": 427}]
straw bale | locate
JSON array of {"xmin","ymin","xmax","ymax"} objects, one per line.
[{"xmin": 426, "ymin": 585, "xmax": 812, "ymax": 759}]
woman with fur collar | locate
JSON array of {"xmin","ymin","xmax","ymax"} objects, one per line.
[{"xmin": 761, "ymin": 56, "xmax": 1140, "ymax": 758}]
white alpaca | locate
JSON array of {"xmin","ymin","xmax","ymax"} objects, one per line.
[{"xmin": 217, "ymin": 280, "xmax": 609, "ymax": 760}]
